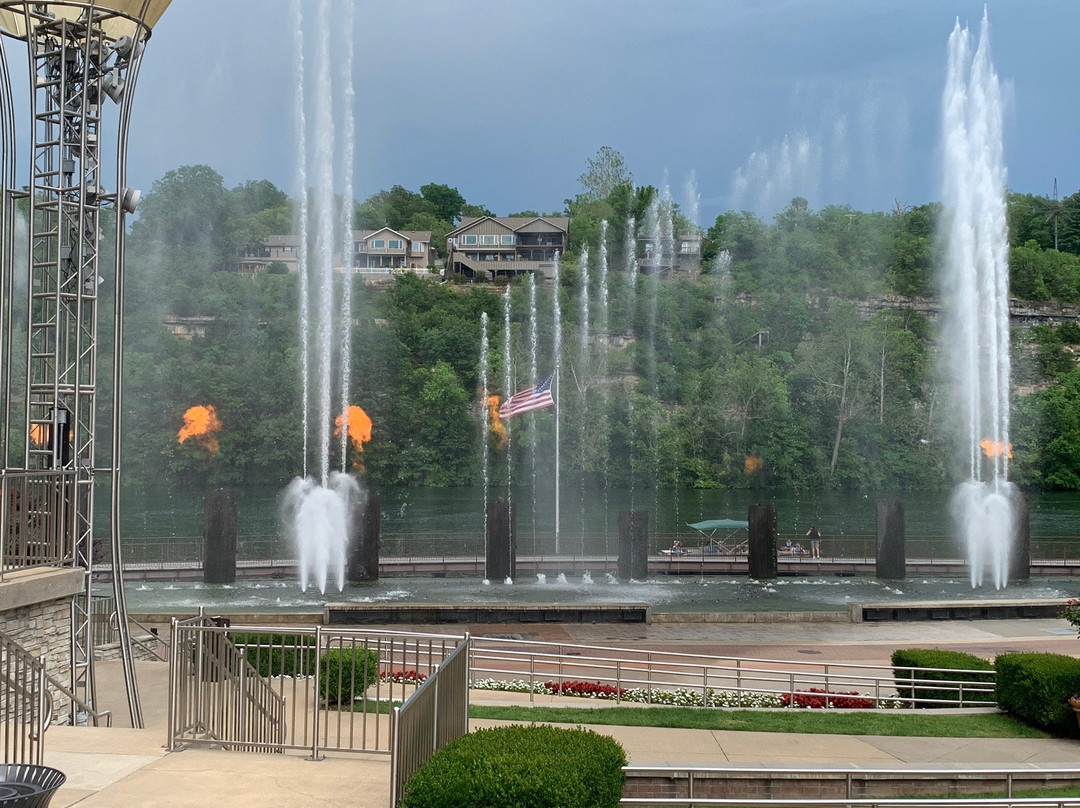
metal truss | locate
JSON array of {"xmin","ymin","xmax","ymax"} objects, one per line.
[{"xmin": 0, "ymin": 1, "xmax": 162, "ymax": 729}]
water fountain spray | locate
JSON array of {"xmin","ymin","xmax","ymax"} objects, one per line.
[{"xmin": 939, "ymin": 11, "xmax": 1014, "ymax": 589}]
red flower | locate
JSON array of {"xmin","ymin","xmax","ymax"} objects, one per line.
[{"xmin": 781, "ymin": 688, "xmax": 873, "ymax": 709}]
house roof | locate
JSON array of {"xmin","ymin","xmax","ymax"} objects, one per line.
[
  {"xmin": 355, "ymin": 228, "xmax": 432, "ymax": 242},
  {"xmin": 447, "ymin": 215, "xmax": 569, "ymax": 238}
]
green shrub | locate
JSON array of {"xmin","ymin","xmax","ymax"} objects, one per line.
[
  {"xmin": 400, "ymin": 724, "xmax": 627, "ymax": 808},
  {"xmin": 891, "ymin": 648, "xmax": 995, "ymax": 707},
  {"xmin": 319, "ymin": 646, "xmax": 380, "ymax": 705},
  {"xmin": 232, "ymin": 633, "xmax": 317, "ymax": 677},
  {"xmin": 996, "ymin": 652, "xmax": 1080, "ymax": 737},
  {"xmin": 231, "ymin": 634, "xmax": 379, "ymax": 705}
]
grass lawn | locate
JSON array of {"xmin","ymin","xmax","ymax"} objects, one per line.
[{"xmin": 469, "ymin": 704, "xmax": 1052, "ymax": 738}]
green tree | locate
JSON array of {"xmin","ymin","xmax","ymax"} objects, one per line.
[
  {"xmin": 577, "ymin": 146, "xmax": 632, "ymax": 202},
  {"xmin": 419, "ymin": 183, "xmax": 466, "ymax": 224}
]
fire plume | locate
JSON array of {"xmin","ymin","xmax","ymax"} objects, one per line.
[
  {"xmin": 744, "ymin": 455, "xmax": 764, "ymax": 474},
  {"xmin": 29, "ymin": 423, "xmax": 47, "ymax": 446},
  {"xmin": 335, "ymin": 405, "xmax": 372, "ymax": 452},
  {"xmin": 979, "ymin": 439, "xmax": 1013, "ymax": 460},
  {"xmin": 486, "ymin": 395, "xmax": 507, "ymax": 450},
  {"xmin": 178, "ymin": 405, "xmax": 222, "ymax": 453}
]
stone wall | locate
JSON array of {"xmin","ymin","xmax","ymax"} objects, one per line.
[
  {"xmin": 624, "ymin": 770, "xmax": 1080, "ymax": 801},
  {"xmin": 0, "ymin": 597, "xmax": 73, "ymax": 723}
]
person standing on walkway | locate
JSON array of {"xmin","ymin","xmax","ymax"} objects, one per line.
[{"xmin": 806, "ymin": 525, "xmax": 821, "ymax": 558}]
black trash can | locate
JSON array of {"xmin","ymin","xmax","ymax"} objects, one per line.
[{"xmin": 0, "ymin": 764, "xmax": 66, "ymax": 807}]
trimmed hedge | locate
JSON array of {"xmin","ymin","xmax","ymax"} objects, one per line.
[
  {"xmin": 400, "ymin": 724, "xmax": 627, "ymax": 808},
  {"xmin": 231, "ymin": 633, "xmax": 379, "ymax": 705},
  {"xmin": 319, "ymin": 646, "xmax": 379, "ymax": 705},
  {"xmin": 890, "ymin": 648, "xmax": 994, "ymax": 707},
  {"xmin": 996, "ymin": 652, "xmax": 1080, "ymax": 737},
  {"xmin": 233, "ymin": 633, "xmax": 317, "ymax": 677}
]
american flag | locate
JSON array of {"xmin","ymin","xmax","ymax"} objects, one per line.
[{"xmin": 498, "ymin": 373, "xmax": 555, "ymax": 419}]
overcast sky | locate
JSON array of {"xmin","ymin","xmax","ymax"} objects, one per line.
[{"xmin": 46, "ymin": 1, "xmax": 1080, "ymax": 225}]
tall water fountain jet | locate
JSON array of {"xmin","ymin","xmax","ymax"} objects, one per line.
[
  {"xmin": 527, "ymin": 274, "xmax": 539, "ymax": 547},
  {"xmin": 552, "ymin": 251, "xmax": 563, "ymax": 552},
  {"xmin": 286, "ymin": 0, "xmax": 361, "ymax": 593},
  {"xmin": 939, "ymin": 12, "xmax": 1014, "ymax": 589},
  {"xmin": 502, "ymin": 289, "xmax": 514, "ymax": 498},
  {"xmin": 479, "ymin": 312, "xmax": 491, "ymax": 542},
  {"xmin": 577, "ymin": 247, "xmax": 591, "ymax": 550}
]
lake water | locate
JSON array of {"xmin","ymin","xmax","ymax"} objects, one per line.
[
  {"xmin": 121, "ymin": 574, "xmax": 1075, "ymax": 615},
  {"xmin": 109, "ymin": 483, "xmax": 1080, "ymax": 614}
]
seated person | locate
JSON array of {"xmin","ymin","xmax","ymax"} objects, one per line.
[
  {"xmin": 793, "ymin": 542, "xmax": 805, "ymax": 555},
  {"xmin": 781, "ymin": 539, "xmax": 794, "ymax": 554},
  {"xmin": 670, "ymin": 539, "xmax": 687, "ymax": 556}
]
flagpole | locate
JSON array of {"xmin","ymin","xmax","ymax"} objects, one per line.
[{"xmin": 554, "ymin": 365, "xmax": 560, "ymax": 554}]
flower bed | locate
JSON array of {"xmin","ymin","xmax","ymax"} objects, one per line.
[
  {"xmin": 468, "ymin": 678, "xmax": 902, "ymax": 709},
  {"xmin": 382, "ymin": 670, "xmax": 428, "ymax": 684},
  {"xmin": 781, "ymin": 688, "xmax": 875, "ymax": 709},
  {"xmin": 545, "ymin": 680, "xmax": 627, "ymax": 699}
]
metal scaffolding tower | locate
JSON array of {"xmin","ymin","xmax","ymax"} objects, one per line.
[{"xmin": 0, "ymin": 0, "xmax": 171, "ymax": 728}]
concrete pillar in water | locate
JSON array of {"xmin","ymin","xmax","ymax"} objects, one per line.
[
  {"xmin": 1010, "ymin": 488, "xmax": 1031, "ymax": 582},
  {"xmin": 204, "ymin": 488, "xmax": 237, "ymax": 584},
  {"xmin": 617, "ymin": 510, "xmax": 648, "ymax": 582},
  {"xmin": 747, "ymin": 503, "xmax": 777, "ymax": 580},
  {"xmin": 876, "ymin": 498, "xmax": 906, "ymax": 580},
  {"xmin": 348, "ymin": 490, "xmax": 380, "ymax": 583},
  {"xmin": 485, "ymin": 500, "xmax": 516, "ymax": 580}
]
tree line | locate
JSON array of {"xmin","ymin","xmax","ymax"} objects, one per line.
[{"xmin": 115, "ymin": 158, "xmax": 1080, "ymax": 494}]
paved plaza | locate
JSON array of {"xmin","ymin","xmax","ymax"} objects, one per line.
[{"xmin": 43, "ymin": 616, "xmax": 1080, "ymax": 807}]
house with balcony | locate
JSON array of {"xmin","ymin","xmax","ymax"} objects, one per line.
[
  {"xmin": 353, "ymin": 227, "xmax": 436, "ymax": 274},
  {"xmin": 637, "ymin": 232, "xmax": 702, "ymax": 276},
  {"xmin": 236, "ymin": 234, "xmax": 302, "ymax": 277},
  {"xmin": 236, "ymin": 230, "xmax": 437, "ymax": 278},
  {"xmin": 445, "ymin": 216, "xmax": 569, "ymax": 282}
]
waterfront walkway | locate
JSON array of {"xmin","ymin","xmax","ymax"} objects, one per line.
[
  {"xmin": 44, "ymin": 616, "xmax": 1080, "ymax": 807},
  {"xmin": 94, "ymin": 553, "xmax": 1080, "ymax": 582}
]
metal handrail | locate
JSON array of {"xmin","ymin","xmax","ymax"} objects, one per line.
[
  {"xmin": 0, "ymin": 630, "xmax": 53, "ymax": 764},
  {"xmin": 390, "ymin": 635, "xmax": 471, "ymax": 807},
  {"xmin": 167, "ymin": 620, "xmax": 464, "ymax": 757},
  {"xmin": 468, "ymin": 637, "xmax": 995, "ymax": 708},
  {"xmin": 0, "ymin": 469, "xmax": 78, "ymax": 580},
  {"xmin": 107, "ymin": 609, "xmax": 169, "ymax": 660}
]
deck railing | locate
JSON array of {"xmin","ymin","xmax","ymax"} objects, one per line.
[
  {"xmin": 167, "ymin": 619, "xmax": 462, "ymax": 758},
  {"xmin": 0, "ymin": 630, "xmax": 52, "ymax": 765},
  {"xmin": 389, "ymin": 635, "xmax": 470, "ymax": 806},
  {"xmin": 95, "ymin": 532, "xmax": 1080, "ymax": 570},
  {"xmin": 0, "ymin": 469, "xmax": 76, "ymax": 578}
]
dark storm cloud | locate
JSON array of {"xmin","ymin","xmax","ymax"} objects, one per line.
[{"xmin": 126, "ymin": 0, "xmax": 1080, "ymax": 225}]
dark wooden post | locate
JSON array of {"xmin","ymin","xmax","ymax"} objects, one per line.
[
  {"xmin": 348, "ymin": 490, "xmax": 380, "ymax": 583},
  {"xmin": 204, "ymin": 488, "xmax": 237, "ymax": 584},
  {"xmin": 485, "ymin": 499, "xmax": 516, "ymax": 580},
  {"xmin": 747, "ymin": 503, "xmax": 777, "ymax": 580},
  {"xmin": 876, "ymin": 498, "xmax": 906, "ymax": 580},
  {"xmin": 1009, "ymin": 487, "xmax": 1031, "ymax": 582},
  {"xmin": 617, "ymin": 510, "xmax": 649, "ymax": 582}
]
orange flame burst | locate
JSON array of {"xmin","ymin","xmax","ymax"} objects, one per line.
[
  {"xmin": 979, "ymin": 439, "xmax": 1013, "ymax": 460},
  {"xmin": 744, "ymin": 455, "xmax": 764, "ymax": 474},
  {"xmin": 486, "ymin": 395, "xmax": 507, "ymax": 450},
  {"xmin": 178, "ymin": 405, "xmax": 222, "ymax": 453},
  {"xmin": 29, "ymin": 423, "xmax": 47, "ymax": 446},
  {"xmin": 334, "ymin": 405, "xmax": 373, "ymax": 452}
]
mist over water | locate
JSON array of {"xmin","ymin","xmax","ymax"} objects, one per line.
[
  {"xmin": 939, "ymin": 12, "xmax": 1013, "ymax": 589},
  {"xmin": 285, "ymin": 0, "xmax": 360, "ymax": 594},
  {"xmin": 283, "ymin": 473, "xmax": 362, "ymax": 594}
]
